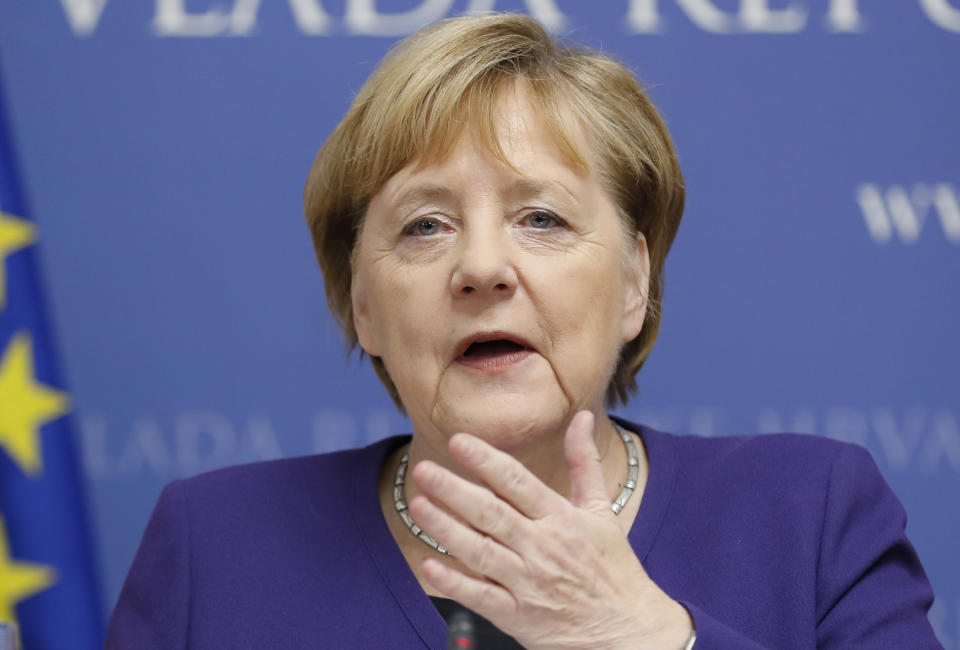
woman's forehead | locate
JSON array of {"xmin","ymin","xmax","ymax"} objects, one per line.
[
  {"xmin": 409, "ymin": 80, "xmax": 593, "ymax": 179},
  {"xmin": 376, "ymin": 110, "xmax": 595, "ymax": 210}
]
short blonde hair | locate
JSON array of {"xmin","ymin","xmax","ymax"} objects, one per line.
[{"xmin": 304, "ymin": 13, "xmax": 684, "ymax": 408}]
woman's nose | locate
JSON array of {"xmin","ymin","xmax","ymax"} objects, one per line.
[{"xmin": 450, "ymin": 229, "xmax": 518, "ymax": 297}]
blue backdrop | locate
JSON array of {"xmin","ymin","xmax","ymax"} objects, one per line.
[{"xmin": 0, "ymin": 1, "xmax": 957, "ymax": 645}]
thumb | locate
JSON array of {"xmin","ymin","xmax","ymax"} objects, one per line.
[{"xmin": 564, "ymin": 411, "xmax": 609, "ymax": 511}]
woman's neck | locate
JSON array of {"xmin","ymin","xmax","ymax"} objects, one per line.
[{"xmin": 377, "ymin": 411, "xmax": 649, "ymax": 596}]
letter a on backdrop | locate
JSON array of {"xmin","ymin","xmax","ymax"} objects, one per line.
[{"xmin": 0, "ymin": 66, "xmax": 103, "ymax": 646}]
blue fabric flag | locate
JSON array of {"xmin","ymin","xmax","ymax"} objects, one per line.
[{"xmin": 0, "ymin": 69, "xmax": 103, "ymax": 647}]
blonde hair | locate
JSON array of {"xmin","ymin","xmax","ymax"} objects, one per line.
[{"xmin": 304, "ymin": 13, "xmax": 684, "ymax": 408}]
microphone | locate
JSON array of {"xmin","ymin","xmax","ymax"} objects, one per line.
[{"xmin": 447, "ymin": 609, "xmax": 476, "ymax": 649}]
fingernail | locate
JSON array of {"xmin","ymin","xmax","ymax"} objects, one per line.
[
  {"xmin": 422, "ymin": 557, "xmax": 447, "ymax": 579},
  {"xmin": 414, "ymin": 461, "xmax": 440, "ymax": 489},
  {"xmin": 452, "ymin": 434, "xmax": 474, "ymax": 458},
  {"xmin": 410, "ymin": 495, "xmax": 432, "ymax": 516}
]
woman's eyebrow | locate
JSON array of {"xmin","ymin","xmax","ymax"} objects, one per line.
[
  {"xmin": 505, "ymin": 177, "xmax": 581, "ymax": 206},
  {"xmin": 389, "ymin": 184, "xmax": 456, "ymax": 212},
  {"xmin": 386, "ymin": 178, "xmax": 581, "ymax": 214}
]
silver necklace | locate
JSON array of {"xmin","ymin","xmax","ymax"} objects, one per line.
[{"xmin": 393, "ymin": 422, "xmax": 640, "ymax": 555}]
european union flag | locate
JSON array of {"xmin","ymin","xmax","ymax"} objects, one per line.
[{"xmin": 0, "ymin": 69, "xmax": 103, "ymax": 647}]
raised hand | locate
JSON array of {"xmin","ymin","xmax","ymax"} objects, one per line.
[{"xmin": 408, "ymin": 411, "xmax": 694, "ymax": 650}]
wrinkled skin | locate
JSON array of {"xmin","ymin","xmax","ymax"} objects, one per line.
[{"xmin": 356, "ymin": 84, "xmax": 693, "ymax": 648}]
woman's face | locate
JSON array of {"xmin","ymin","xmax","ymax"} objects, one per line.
[{"xmin": 352, "ymin": 86, "xmax": 649, "ymax": 448}]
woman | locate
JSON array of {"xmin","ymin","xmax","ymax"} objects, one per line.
[{"xmin": 106, "ymin": 13, "xmax": 940, "ymax": 649}]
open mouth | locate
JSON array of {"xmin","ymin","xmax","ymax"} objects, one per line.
[
  {"xmin": 462, "ymin": 339, "xmax": 529, "ymax": 358},
  {"xmin": 456, "ymin": 335, "xmax": 534, "ymax": 372}
]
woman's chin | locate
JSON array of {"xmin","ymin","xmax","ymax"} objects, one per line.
[{"xmin": 430, "ymin": 390, "xmax": 570, "ymax": 452}]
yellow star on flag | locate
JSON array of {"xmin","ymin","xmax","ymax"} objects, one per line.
[
  {"xmin": 0, "ymin": 516, "xmax": 57, "ymax": 624},
  {"xmin": 0, "ymin": 205, "xmax": 36, "ymax": 310},
  {"xmin": 0, "ymin": 332, "xmax": 70, "ymax": 476}
]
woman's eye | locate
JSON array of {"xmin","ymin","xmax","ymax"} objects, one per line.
[
  {"xmin": 404, "ymin": 218, "xmax": 443, "ymax": 236},
  {"xmin": 525, "ymin": 210, "xmax": 562, "ymax": 229}
]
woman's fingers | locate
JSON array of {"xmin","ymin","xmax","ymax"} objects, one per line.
[
  {"xmin": 564, "ymin": 411, "xmax": 612, "ymax": 512},
  {"xmin": 421, "ymin": 557, "xmax": 518, "ymax": 622},
  {"xmin": 446, "ymin": 433, "xmax": 567, "ymax": 520},
  {"xmin": 411, "ymin": 460, "xmax": 530, "ymax": 553},
  {"xmin": 408, "ymin": 493, "xmax": 524, "ymax": 584},
  {"xmin": 406, "ymin": 415, "xmax": 692, "ymax": 650}
]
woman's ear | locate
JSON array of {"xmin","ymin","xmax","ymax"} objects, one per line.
[
  {"xmin": 352, "ymin": 270, "xmax": 382, "ymax": 357},
  {"xmin": 622, "ymin": 232, "xmax": 650, "ymax": 344}
]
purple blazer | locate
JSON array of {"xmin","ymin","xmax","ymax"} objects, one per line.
[{"xmin": 106, "ymin": 422, "xmax": 942, "ymax": 648}]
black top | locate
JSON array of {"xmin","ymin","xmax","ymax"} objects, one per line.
[{"xmin": 430, "ymin": 597, "xmax": 524, "ymax": 649}]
